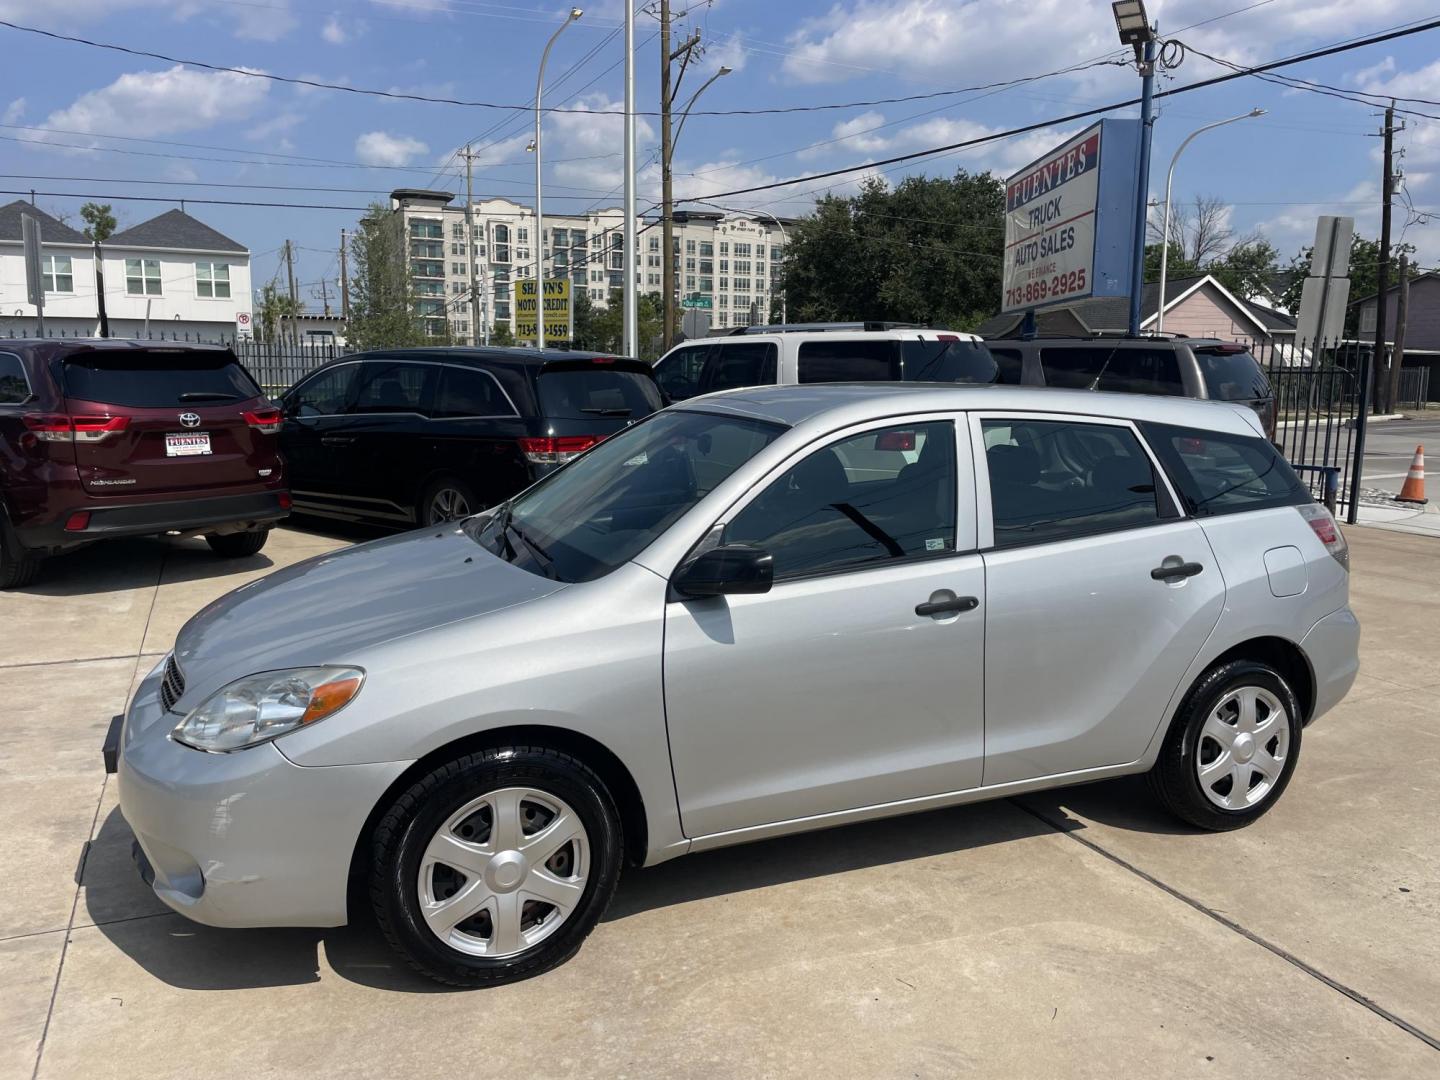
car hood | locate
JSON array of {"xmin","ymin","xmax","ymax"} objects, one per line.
[{"xmin": 172, "ymin": 527, "xmax": 564, "ymax": 700}]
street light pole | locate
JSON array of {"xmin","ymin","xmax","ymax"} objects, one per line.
[
  {"xmin": 622, "ymin": 0, "xmax": 637, "ymax": 357},
  {"xmin": 534, "ymin": 7, "xmax": 583, "ymax": 350},
  {"xmin": 1112, "ymin": 0, "xmax": 1156, "ymax": 337},
  {"xmin": 1155, "ymin": 108, "xmax": 1265, "ymax": 334},
  {"xmin": 747, "ymin": 209, "xmax": 788, "ymax": 325}
]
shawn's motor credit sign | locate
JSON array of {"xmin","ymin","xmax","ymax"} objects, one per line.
[{"xmin": 1001, "ymin": 119, "xmax": 1142, "ymax": 314}]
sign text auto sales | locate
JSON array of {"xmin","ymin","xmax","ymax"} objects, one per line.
[{"xmin": 1002, "ymin": 129, "xmax": 1102, "ymax": 312}]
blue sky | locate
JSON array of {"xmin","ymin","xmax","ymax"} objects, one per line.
[{"xmin": 1, "ymin": 0, "xmax": 1436, "ymax": 311}]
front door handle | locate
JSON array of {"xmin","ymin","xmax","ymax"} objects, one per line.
[
  {"xmin": 1150, "ymin": 560, "xmax": 1204, "ymax": 581},
  {"xmin": 915, "ymin": 595, "xmax": 979, "ymax": 617}
]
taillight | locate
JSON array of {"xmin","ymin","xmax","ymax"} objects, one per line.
[
  {"xmin": 278, "ymin": 492, "xmax": 293, "ymax": 510},
  {"xmin": 23, "ymin": 414, "xmax": 129, "ymax": 442},
  {"xmin": 518, "ymin": 434, "xmax": 603, "ymax": 465},
  {"xmin": 64, "ymin": 511, "xmax": 91, "ymax": 531},
  {"xmin": 876, "ymin": 431, "xmax": 916, "ymax": 451},
  {"xmin": 243, "ymin": 407, "xmax": 283, "ymax": 434},
  {"xmin": 1297, "ymin": 503, "xmax": 1348, "ymax": 572}
]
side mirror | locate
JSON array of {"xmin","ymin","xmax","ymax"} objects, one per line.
[{"xmin": 674, "ymin": 544, "xmax": 773, "ymax": 598}]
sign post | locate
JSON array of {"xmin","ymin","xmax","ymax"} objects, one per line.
[
  {"xmin": 235, "ymin": 311, "xmax": 254, "ymax": 340},
  {"xmin": 516, "ymin": 278, "xmax": 572, "ymax": 347},
  {"xmin": 21, "ymin": 213, "xmax": 44, "ymax": 336}
]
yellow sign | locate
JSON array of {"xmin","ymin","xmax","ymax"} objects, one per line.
[{"xmin": 515, "ymin": 278, "xmax": 571, "ymax": 344}]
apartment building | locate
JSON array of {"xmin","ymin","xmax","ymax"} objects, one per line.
[{"xmin": 390, "ymin": 189, "xmax": 791, "ymax": 343}]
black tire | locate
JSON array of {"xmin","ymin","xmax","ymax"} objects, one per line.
[
  {"xmin": 418, "ymin": 476, "xmax": 482, "ymax": 527},
  {"xmin": 370, "ymin": 746, "xmax": 623, "ymax": 987},
  {"xmin": 0, "ymin": 518, "xmax": 42, "ymax": 589},
  {"xmin": 205, "ymin": 526, "xmax": 271, "ymax": 558},
  {"xmin": 1148, "ymin": 660, "xmax": 1303, "ymax": 831}
]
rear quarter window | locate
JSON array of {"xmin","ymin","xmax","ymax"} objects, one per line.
[
  {"xmin": 987, "ymin": 347, "xmax": 1024, "ymax": 385},
  {"xmin": 0, "ymin": 352, "xmax": 29, "ymax": 403},
  {"xmin": 537, "ymin": 366, "xmax": 663, "ymax": 419},
  {"xmin": 62, "ymin": 350, "xmax": 261, "ymax": 408},
  {"xmin": 1194, "ymin": 349, "xmax": 1272, "ymax": 401},
  {"xmin": 1142, "ymin": 422, "xmax": 1309, "ymax": 516}
]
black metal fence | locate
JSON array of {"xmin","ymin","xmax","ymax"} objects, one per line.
[{"xmin": 233, "ymin": 341, "xmax": 343, "ymax": 394}]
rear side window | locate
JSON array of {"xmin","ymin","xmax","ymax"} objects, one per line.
[
  {"xmin": 702, "ymin": 341, "xmax": 778, "ymax": 393},
  {"xmin": 898, "ymin": 339, "xmax": 998, "ymax": 383},
  {"xmin": 1143, "ymin": 422, "xmax": 1308, "ymax": 516},
  {"xmin": 1040, "ymin": 346, "xmax": 1183, "ymax": 395},
  {"xmin": 352, "ymin": 361, "xmax": 434, "ymax": 415},
  {"xmin": 287, "ymin": 363, "xmax": 357, "ymax": 416},
  {"xmin": 63, "ymin": 351, "xmax": 260, "ymax": 408},
  {"xmin": 434, "ymin": 365, "xmax": 516, "ymax": 418},
  {"xmin": 654, "ymin": 344, "xmax": 709, "ymax": 401},
  {"xmin": 1194, "ymin": 348, "xmax": 1271, "ymax": 401},
  {"xmin": 988, "ymin": 347, "xmax": 1024, "ymax": 385},
  {"xmin": 537, "ymin": 367, "xmax": 663, "ymax": 419},
  {"xmin": 983, "ymin": 418, "xmax": 1164, "ymax": 548},
  {"xmin": 0, "ymin": 353, "xmax": 28, "ymax": 403},
  {"xmin": 797, "ymin": 340, "xmax": 895, "ymax": 382}
]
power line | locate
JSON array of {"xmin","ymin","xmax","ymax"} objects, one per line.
[{"xmin": 0, "ymin": 173, "xmax": 630, "ymax": 200}]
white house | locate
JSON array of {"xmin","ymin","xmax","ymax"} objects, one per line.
[{"xmin": 0, "ymin": 201, "xmax": 252, "ymax": 342}]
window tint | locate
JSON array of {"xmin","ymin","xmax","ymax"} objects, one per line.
[
  {"xmin": 726, "ymin": 421, "xmax": 957, "ymax": 580},
  {"xmin": 434, "ymin": 365, "xmax": 515, "ymax": 418},
  {"xmin": 983, "ymin": 419, "xmax": 1162, "ymax": 548},
  {"xmin": 287, "ymin": 363, "xmax": 357, "ymax": 416},
  {"xmin": 796, "ymin": 340, "xmax": 896, "ymax": 383},
  {"xmin": 352, "ymin": 361, "xmax": 434, "ymax": 415},
  {"xmin": 702, "ymin": 341, "xmax": 778, "ymax": 393},
  {"xmin": 988, "ymin": 347, "xmax": 1024, "ymax": 385},
  {"xmin": 0, "ymin": 353, "xmax": 28, "ymax": 404},
  {"xmin": 62, "ymin": 351, "xmax": 260, "ymax": 408},
  {"xmin": 1194, "ymin": 348, "xmax": 1271, "ymax": 401},
  {"xmin": 654, "ymin": 344, "xmax": 709, "ymax": 401},
  {"xmin": 1040, "ymin": 346, "xmax": 1183, "ymax": 395},
  {"xmin": 536, "ymin": 367, "xmax": 663, "ymax": 419},
  {"xmin": 898, "ymin": 339, "xmax": 998, "ymax": 383},
  {"xmin": 1142, "ymin": 422, "xmax": 1308, "ymax": 516}
]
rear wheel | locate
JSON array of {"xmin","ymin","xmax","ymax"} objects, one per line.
[
  {"xmin": 1149, "ymin": 660, "xmax": 1302, "ymax": 831},
  {"xmin": 419, "ymin": 477, "xmax": 481, "ymax": 526},
  {"xmin": 205, "ymin": 526, "xmax": 271, "ymax": 558},
  {"xmin": 0, "ymin": 520, "xmax": 42, "ymax": 589},
  {"xmin": 370, "ymin": 747, "xmax": 623, "ymax": 987}
]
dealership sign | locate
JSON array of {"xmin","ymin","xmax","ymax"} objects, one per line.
[
  {"xmin": 1002, "ymin": 119, "xmax": 1142, "ymax": 314},
  {"xmin": 516, "ymin": 278, "xmax": 572, "ymax": 345}
]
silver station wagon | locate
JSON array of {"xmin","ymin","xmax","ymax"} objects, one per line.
[{"xmin": 107, "ymin": 383, "xmax": 1359, "ymax": 986}]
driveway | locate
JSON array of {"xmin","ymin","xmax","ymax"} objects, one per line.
[{"xmin": 3, "ymin": 525, "xmax": 1437, "ymax": 1079}]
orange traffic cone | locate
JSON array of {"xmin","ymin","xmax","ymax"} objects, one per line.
[{"xmin": 1395, "ymin": 445, "xmax": 1428, "ymax": 505}]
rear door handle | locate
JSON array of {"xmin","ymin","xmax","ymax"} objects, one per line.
[
  {"xmin": 1150, "ymin": 560, "xmax": 1204, "ymax": 581},
  {"xmin": 915, "ymin": 595, "xmax": 979, "ymax": 617}
]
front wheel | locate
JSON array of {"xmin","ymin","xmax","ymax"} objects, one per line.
[
  {"xmin": 1148, "ymin": 660, "xmax": 1302, "ymax": 831},
  {"xmin": 370, "ymin": 747, "xmax": 623, "ymax": 987},
  {"xmin": 419, "ymin": 477, "xmax": 481, "ymax": 526}
]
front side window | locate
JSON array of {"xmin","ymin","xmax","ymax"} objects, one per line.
[
  {"xmin": 725, "ymin": 421, "xmax": 957, "ymax": 580},
  {"xmin": 0, "ymin": 353, "xmax": 29, "ymax": 404},
  {"xmin": 654, "ymin": 344, "xmax": 709, "ymax": 401},
  {"xmin": 350, "ymin": 361, "xmax": 434, "ymax": 415},
  {"xmin": 195, "ymin": 262, "xmax": 231, "ymax": 299},
  {"xmin": 42, "ymin": 255, "xmax": 73, "ymax": 293},
  {"xmin": 287, "ymin": 363, "xmax": 358, "ymax": 416},
  {"xmin": 125, "ymin": 258, "xmax": 162, "ymax": 295},
  {"xmin": 982, "ymin": 419, "xmax": 1163, "ymax": 548},
  {"xmin": 702, "ymin": 342, "xmax": 778, "ymax": 394}
]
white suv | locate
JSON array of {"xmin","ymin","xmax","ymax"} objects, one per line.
[{"xmin": 652, "ymin": 323, "xmax": 995, "ymax": 401}]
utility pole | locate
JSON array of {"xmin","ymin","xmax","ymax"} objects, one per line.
[
  {"xmin": 622, "ymin": 0, "xmax": 637, "ymax": 357},
  {"xmin": 284, "ymin": 239, "xmax": 299, "ymax": 346},
  {"xmin": 1388, "ymin": 251, "xmax": 1410, "ymax": 412},
  {"xmin": 659, "ymin": 2, "xmax": 701, "ymax": 351},
  {"xmin": 92, "ymin": 238, "xmax": 110, "ymax": 338},
  {"xmin": 317, "ymin": 277, "xmax": 331, "ymax": 317},
  {"xmin": 1126, "ymin": 32, "xmax": 1157, "ymax": 336},
  {"xmin": 1349, "ymin": 101, "xmax": 1396, "ymax": 523},
  {"xmin": 339, "ymin": 227, "xmax": 350, "ymax": 322},
  {"xmin": 463, "ymin": 145, "xmax": 483, "ymax": 347}
]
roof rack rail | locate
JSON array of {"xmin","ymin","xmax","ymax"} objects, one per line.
[{"xmin": 731, "ymin": 321, "xmax": 933, "ymax": 335}]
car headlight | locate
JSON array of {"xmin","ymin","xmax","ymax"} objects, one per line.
[{"xmin": 172, "ymin": 667, "xmax": 364, "ymax": 752}]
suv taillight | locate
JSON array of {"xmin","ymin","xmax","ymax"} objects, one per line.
[
  {"xmin": 518, "ymin": 434, "xmax": 602, "ymax": 465},
  {"xmin": 243, "ymin": 407, "xmax": 283, "ymax": 434},
  {"xmin": 23, "ymin": 414, "xmax": 130, "ymax": 443},
  {"xmin": 1297, "ymin": 503, "xmax": 1348, "ymax": 572}
]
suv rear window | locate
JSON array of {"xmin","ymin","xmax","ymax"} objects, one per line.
[
  {"xmin": 536, "ymin": 366, "xmax": 663, "ymax": 419},
  {"xmin": 1142, "ymin": 422, "xmax": 1308, "ymax": 516},
  {"xmin": 1194, "ymin": 348, "xmax": 1271, "ymax": 401},
  {"xmin": 62, "ymin": 350, "xmax": 261, "ymax": 408},
  {"xmin": 899, "ymin": 339, "xmax": 997, "ymax": 383},
  {"xmin": 1040, "ymin": 346, "xmax": 1184, "ymax": 396}
]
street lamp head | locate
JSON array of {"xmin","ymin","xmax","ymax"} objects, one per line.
[
  {"xmin": 1249, "ymin": 107, "xmax": 1267, "ymax": 117},
  {"xmin": 718, "ymin": 65, "xmax": 733, "ymax": 76},
  {"xmin": 568, "ymin": 7, "xmax": 583, "ymax": 19},
  {"xmin": 527, "ymin": 139, "xmax": 536, "ymax": 152},
  {"xmin": 1111, "ymin": 0, "xmax": 1152, "ymax": 46}
]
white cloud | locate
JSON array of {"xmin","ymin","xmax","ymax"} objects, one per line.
[
  {"xmin": 230, "ymin": 0, "xmax": 296, "ymax": 40},
  {"xmin": 1, "ymin": 0, "xmax": 297, "ymax": 40},
  {"xmin": 355, "ymin": 130, "xmax": 429, "ymax": 166},
  {"xmin": 322, "ymin": 15, "xmax": 349, "ymax": 44},
  {"xmin": 2, "ymin": 97, "xmax": 25, "ymax": 126},
  {"xmin": 548, "ymin": 94, "xmax": 656, "ymax": 191}
]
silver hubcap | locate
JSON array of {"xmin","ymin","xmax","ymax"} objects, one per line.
[
  {"xmin": 427, "ymin": 488, "xmax": 470, "ymax": 524},
  {"xmin": 418, "ymin": 787, "xmax": 589, "ymax": 959},
  {"xmin": 1196, "ymin": 686, "xmax": 1290, "ymax": 810}
]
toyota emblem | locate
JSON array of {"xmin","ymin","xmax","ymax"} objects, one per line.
[{"xmin": 179, "ymin": 412, "xmax": 202, "ymax": 428}]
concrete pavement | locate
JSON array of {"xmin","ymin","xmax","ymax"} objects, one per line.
[{"xmin": 2, "ymin": 524, "xmax": 1438, "ymax": 1079}]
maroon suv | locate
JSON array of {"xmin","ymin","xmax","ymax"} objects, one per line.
[{"xmin": 0, "ymin": 340, "xmax": 290, "ymax": 588}]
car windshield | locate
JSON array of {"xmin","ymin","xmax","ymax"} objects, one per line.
[{"xmin": 469, "ymin": 409, "xmax": 784, "ymax": 582}]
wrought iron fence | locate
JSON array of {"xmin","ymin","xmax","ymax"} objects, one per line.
[{"xmin": 232, "ymin": 341, "xmax": 343, "ymax": 395}]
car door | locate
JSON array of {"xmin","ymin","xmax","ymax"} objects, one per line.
[
  {"xmin": 279, "ymin": 360, "xmax": 360, "ymax": 516},
  {"xmin": 336, "ymin": 358, "xmax": 440, "ymax": 525},
  {"xmin": 424, "ymin": 362, "xmax": 529, "ymax": 511},
  {"xmin": 971, "ymin": 411, "xmax": 1226, "ymax": 786},
  {"xmin": 652, "ymin": 343, "xmax": 712, "ymax": 402},
  {"xmin": 663, "ymin": 415, "xmax": 986, "ymax": 838}
]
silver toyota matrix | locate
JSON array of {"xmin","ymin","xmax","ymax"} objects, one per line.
[{"xmin": 106, "ymin": 383, "xmax": 1359, "ymax": 986}]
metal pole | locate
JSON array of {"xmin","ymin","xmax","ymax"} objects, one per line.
[
  {"xmin": 659, "ymin": 0, "xmax": 675, "ymax": 351},
  {"xmin": 1127, "ymin": 33, "xmax": 1156, "ymax": 337},
  {"xmin": 749, "ymin": 209, "xmax": 788, "ymax": 324},
  {"xmin": 535, "ymin": 9, "xmax": 582, "ymax": 351},
  {"xmin": 464, "ymin": 145, "xmax": 482, "ymax": 346},
  {"xmin": 284, "ymin": 239, "xmax": 299, "ymax": 346},
  {"xmin": 622, "ymin": 0, "xmax": 637, "ymax": 357},
  {"xmin": 93, "ymin": 239, "xmax": 110, "ymax": 338},
  {"xmin": 1389, "ymin": 251, "xmax": 1410, "ymax": 410},
  {"xmin": 1156, "ymin": 109, "xmax": 1264, "ymax": 335},
  {"xmin": 339, "ymin": 228, "xmax": 350, "ymax": 322}
]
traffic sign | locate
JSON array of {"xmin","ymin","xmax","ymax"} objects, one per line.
[{"xmin": 681, "ymin": 294, "xmax": 712, "ymax": 310}]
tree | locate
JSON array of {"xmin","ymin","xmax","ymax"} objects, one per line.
[
  {"xmin": 490, "ymin": 322, "xmax": 516, "ymax": 347},
  {"xmin": 572, "ymin": 290, "xmax": 664, "ymax": 358},
  {"xmin": 1143, "ymin": 195, "xmax": 1280, "ymax": 301},
  {"xmin": 347, "ymin": 202, "xmax": 424, "ymax": 350},
  {"xmin": 782, "ymin": 170, "xmax": 1005, "ymax": 331},
  {"xmin": 1279, "ymin": 234, "xmax": 1415, "ymax": 336},
  {"xmin": 80, "ymin": 202, "xmax": 117, "ymax": 243},
  {"xmin": 1209, "ymin": 239, "xmax": 1281, "ymax": 300},
  {"xmin": 256, "ymin": 282, "xmax": 301, "ymax": 343}
]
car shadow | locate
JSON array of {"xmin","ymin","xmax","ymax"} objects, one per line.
[
  {"xmin": 83, "ymin": 794, "xmax": 1092, "ymax": 995},
  {"xmin": 1016, "ymin": 774, "xmax": 1202, "ymax": 837},
  {"xmin": 17, "ymin": 536, "xmax": 274, "ymax": 597}
]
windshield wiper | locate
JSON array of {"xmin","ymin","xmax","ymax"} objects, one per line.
[
  {"xmin": 178, "ymin": 391, "xmax": 239, "ymax": 402},
  {"xmin": 505, "ymin": 521, "xmax": 559, "ymax": 579},
  {"xmin": 580, "ymin": 407, "xmax": 632, "ymax": 416}
]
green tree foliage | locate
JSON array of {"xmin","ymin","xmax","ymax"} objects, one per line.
[
  {"xmin": 79, "ymin": 202, "xmax": 117, "ymax": 243},
  {"xmin": 347, "ymin": 203, "xmax": 424, "ymax": 350},
  {"xmin": 256, "ymin": 282, "xmax": 301, "ymax": 343},
  {"xmin": 781, "ymin": 172, "xmax": 1005, "ymax": 331},
  {"xmin": 1279, "ymin": 234, "xmax": 1415, "ymax": 336},
  {"xmin": 490, "ymin": 322, "xmax": 516, "ymax": 347},
  {"xmin": 571, "ymin": 290, "xmax": 665, "ymax": 358}
]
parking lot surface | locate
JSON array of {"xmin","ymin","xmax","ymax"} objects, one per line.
[{"xmin": 3, "ymin": 524, "xmax": 1438, "ymax": 1079}]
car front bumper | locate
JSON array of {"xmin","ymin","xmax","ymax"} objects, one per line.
[
  {"xmin": 112, "ymin": 658, "xmax": 410, "ymax": 928},
  {"xmin": 1300, "ymin": 605, "xmax": 1361, "ymax": 725}
]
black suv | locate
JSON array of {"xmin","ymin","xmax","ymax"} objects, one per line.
[
  {"xmin": 278, "ymin": 347, "xmax": 663, "ymax": 527},
  {"xmin": 984, "ymin": 336, "xmax": 1277, "ymax": 438}
]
